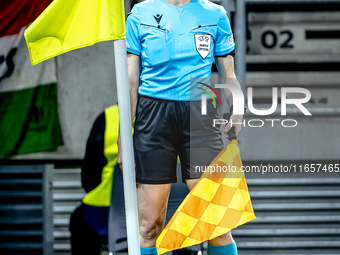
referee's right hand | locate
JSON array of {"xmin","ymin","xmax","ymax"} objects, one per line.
[{"xmin": 117, "ymin": 135, "xmax": 123, "ymax": 171}]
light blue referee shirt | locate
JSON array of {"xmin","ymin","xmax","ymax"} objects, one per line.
[{"xmin": 126, "ymin": 0, "xmax": 235, "ymax": 101}]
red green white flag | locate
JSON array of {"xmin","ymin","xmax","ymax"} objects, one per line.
[{"xmin": 0, "ymin": 0, "xmax": 63, "ymax": 159}]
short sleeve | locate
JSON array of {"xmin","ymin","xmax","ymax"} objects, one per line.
[
  {"xmin": 126, "ymin": 6, "xmax": 141, "ymax": 56},
  {"xmin": 214, "ymin": 8, "xmax": 235, "ymax": 56}
]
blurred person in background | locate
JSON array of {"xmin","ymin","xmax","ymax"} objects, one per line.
[{"xmin": 69, "ymin": 105, "xmax": 119, "ymax": 255}]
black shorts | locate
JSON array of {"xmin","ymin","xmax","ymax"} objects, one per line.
[{"xmin": 134, "ymin": 95, "xmax": 223, "ymax": 184}]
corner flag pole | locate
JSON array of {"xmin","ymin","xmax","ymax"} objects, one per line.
[
  {"xmin": 112, "ymin": 39, "xmax": 141, "ymax": 255},
  {"xmin": 234, "ymin": 0, "xmax": 246, "ymax": 91}
]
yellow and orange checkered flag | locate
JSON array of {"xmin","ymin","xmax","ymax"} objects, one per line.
[{"xmin": 156, "ymin": 140, "xmax": 256, "ymax": 254}]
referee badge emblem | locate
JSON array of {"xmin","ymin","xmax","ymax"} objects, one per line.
[{"xmin": 194, "ymin": 34, "xmax": 211, "ymax": 59}]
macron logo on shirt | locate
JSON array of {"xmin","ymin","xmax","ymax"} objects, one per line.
[{"xmin": 153, "ymin": 14, "xmax": 163, "ymax": 24}]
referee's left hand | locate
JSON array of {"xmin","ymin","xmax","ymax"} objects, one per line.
[{"xmin": 222, "ymin": 114, "xmax": 243, "ymax": 140}]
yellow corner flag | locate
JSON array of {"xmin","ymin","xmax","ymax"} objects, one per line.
[
  {"xmin": 24, "ymin": 0, "xmax": 126, "ymax": 66},
  {"xmin": 156, "ymin": 140, "xmax": 256, "ymax": 254}
]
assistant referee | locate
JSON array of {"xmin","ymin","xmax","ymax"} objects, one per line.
[{"xmin": 118, "ymin": 0, "xmax": 245, "ymax": 254}]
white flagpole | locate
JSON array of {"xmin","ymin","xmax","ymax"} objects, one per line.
[{"xmin": 112, "ymin": 39, "xmax": 141, "ymax": 255}]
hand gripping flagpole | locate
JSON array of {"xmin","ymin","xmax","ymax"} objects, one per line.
[{"xmin": 111, "ymin": 39, "xmax": 140, "ymax": 255}]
